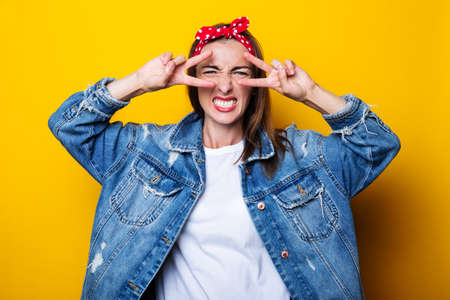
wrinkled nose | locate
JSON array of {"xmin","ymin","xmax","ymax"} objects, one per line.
[{"xmin": 216, "ymin": 75, "xmax": 233, "ymax": 94}]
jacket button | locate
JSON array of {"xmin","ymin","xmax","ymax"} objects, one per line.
[
  {"xmin": 257, "ymin": 202, "xmax": 265, "ymax": 210},
  {"xmin": 245, "ymin": 167, "xmax": 251, "ymax": 175},
  {"xmin": 281, "ymin": 250, "xmax": 289, "ymax": 258}
]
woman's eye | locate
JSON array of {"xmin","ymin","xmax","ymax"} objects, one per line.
[{"xmin": 202, "ymin": 71, "xmax": 250, "ymax": 76}]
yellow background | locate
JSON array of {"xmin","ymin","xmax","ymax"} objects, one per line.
[{"xmin": 2, "ymin": 0, "xmax": 449, "ymax": 298}]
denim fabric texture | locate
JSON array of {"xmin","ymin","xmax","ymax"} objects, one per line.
[{"xmin": 48, "ymin": 77, "xmax": 401, "ymax": 300}]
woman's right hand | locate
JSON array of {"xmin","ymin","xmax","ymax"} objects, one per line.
[{"xmin": 136, "ymin": 50, "xmax": 216, "ymax": 93}]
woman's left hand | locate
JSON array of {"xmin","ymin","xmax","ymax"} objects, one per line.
[{"xmin": 238, "ymin": 52, "xmax": 317, "ymax": 102}]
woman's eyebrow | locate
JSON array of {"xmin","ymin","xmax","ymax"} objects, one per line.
[
  {"xmin": 232, "ymin": 66, "xmax": 251, "ymax": 71},
  {"xmin": 201, "ymin": 65, "xmax": 220, "ymax": 70}
]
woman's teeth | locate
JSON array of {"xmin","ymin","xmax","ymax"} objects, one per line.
[{"xmin": 213, "ymin": 99, "xmax": 237, "ymax": 108}]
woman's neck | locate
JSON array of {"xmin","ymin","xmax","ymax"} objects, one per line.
[{"xmin": 202, "ymin": 118, "xmax": 244, "ymax": 149}]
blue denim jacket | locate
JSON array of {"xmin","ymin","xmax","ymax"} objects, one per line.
[{"xmin": 48, "ymin": 77, "xmax": 400, "ymax": 300}]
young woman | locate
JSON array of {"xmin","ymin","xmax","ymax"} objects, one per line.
[{"xmin": 48, "ymin": 17, "xmax": 400, "ymax": 300}]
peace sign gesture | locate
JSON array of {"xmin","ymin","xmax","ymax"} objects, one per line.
[
  {"xmin": 238, "ymin": 52, "xmax": 317, "ymax": 102},
  {"xmin": 136, "ymin": 50, "xmax": 216, "ymax": 93}
]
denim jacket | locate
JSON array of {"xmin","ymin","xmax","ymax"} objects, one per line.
[{"xmin": 48, "ymin": 77, "xmax": 400, "ymax": 300}]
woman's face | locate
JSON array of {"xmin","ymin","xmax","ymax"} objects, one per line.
[{"xmin": 195, "ymin": 38, "xmax": 253, "ymax": 128}]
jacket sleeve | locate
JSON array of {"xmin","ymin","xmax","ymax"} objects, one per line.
[
  {"xmin": 319, "ymin": 94, "xmax": 401, "ymax": 199},
  {"xmin": 48, "ymin": 77, "xmax": 135, "ymax": 185}
]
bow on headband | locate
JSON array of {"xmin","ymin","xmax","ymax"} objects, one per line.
[{"xmin": 193, "ymin": 17, "xmax": 256, "ymax": 56}]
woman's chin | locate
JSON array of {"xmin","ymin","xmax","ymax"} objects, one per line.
[{"xmin": 205, "ymin": 111, "xmax": 243, "ymax": 127}]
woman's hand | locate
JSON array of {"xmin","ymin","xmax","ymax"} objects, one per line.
[
  {"xmin": 238, "ymin": 52, "xmax": 317, "ymax": 102},
  {"xmin": 136, "ymin": 51, "xmax": 216, "ymax": 93}
]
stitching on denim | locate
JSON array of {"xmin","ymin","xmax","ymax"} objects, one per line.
[
  {"xmin": 375, "ymin": 113, "xmax": 397, "ymax": 137},
  {"xmin": 53, "ymin": 118, "xmax": 68, "ymax": 139},
  {"xmin": 244, "ymin": 161, "xmax": 322, "ymax": 202},
  {"xmin": 318, "ymin": 135, "xmax": 348, "ymax": 198},
  {"xmin": 246, "ymin": 129, "xmax": 276, "ymax": 162},
  {"xmin": 264, "ymin": 201, "xmax": 314, "ymax": 299},
  {"xmin": 330, "ymin": 104, "xmax": 378, "ymax": 143},
  {"xmin": 272, "ymin": 194, "xmax": 308, "ymax": 238},
  {"xmin": 113, "ymin": 170, "xmax": 179, "ymax": 226},
  {"xmin": 102, "ymin": 124, "xmax": 137, "ymax": 183},
  {"xmin": 87, "ymin": 196, "xmax": 143, "ymax": 297},
  {"xmin": 81, "ymin": 129, "xmax": 103, "ymax": 184},
  {"xmin": 74, "ymin": 83, "xmax": 120, "ymax": 119},
  {"xmin": 309, "ymin": 240, "xmax": 354, "ymax": 299},
  {"xmin": 89, "ymin": 205, "xmax": 116, "ymax": 255},
  {"xmin": 87, "ymin": 224, "xmax": 142, "ymax": 299},
  {"xmin": 318, "ymin": 186, "xmax": 325, "ymax": 221},
  {"xmin": 136, "ymin": 186, "xmax": 204, "ymax": 295},
  {"xmin": 74, "ymin": 91, "xmax": 111, "ymax": 120},
  {"xmin": 336, "ymin": 224, "xmax": 366, "ymax": 299},
  {"xmin": 274, "ymin": 182, "xmax": 339, "ymax": 242},
  {"xmin": 353, "ymin": 136, "xmax": 372, "ymax": 198},
  {"xmin": 95, "ymin": 78, "xmax": 128, "ymax": 109},
  {"xmin": 334, "ymin": 224, "xmax": 360, "ymax": 274},
  {"xmin": 167, "ymin": 114, "xmax": 196, "ymax": 151},
  {"xmin": 192, "ymin": 151, "xmax": 205, "ymax": 189},
  {"xmin": 128, "ymin": 145, "xmax": 197, "ymax": 190}
]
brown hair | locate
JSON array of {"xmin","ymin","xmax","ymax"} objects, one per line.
[{"xmin": 186, "ymin": 22, "xmax": 295, "ymax": 179}]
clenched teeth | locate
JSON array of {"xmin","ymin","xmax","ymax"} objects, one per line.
[{"xmin": 213, "ymin": 99, "xmax": 237, "ymax": 108}]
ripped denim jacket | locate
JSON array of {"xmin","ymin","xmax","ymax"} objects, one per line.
[{"xmin": 48, "ymin": 77, "xmax": 400, "ymax": 300}]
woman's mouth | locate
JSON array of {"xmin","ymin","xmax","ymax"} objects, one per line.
[{"xmin": 213, "ymin": 97, "xmax": 237, "ymax": 112}]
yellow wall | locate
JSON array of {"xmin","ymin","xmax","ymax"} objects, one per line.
[{"xmin": 2, "ymin": 0, "xmax": 449, "ymax": 298}]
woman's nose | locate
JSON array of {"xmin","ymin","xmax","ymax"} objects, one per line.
[{"xmin": 216, "ymin": 75, "xmax": 233, "ymax": 94}]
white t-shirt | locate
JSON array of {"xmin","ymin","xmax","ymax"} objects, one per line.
[{"xmin": 154, "ymin": 139, "xmax": 291, "ymax": 299}]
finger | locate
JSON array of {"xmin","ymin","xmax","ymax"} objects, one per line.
[
  {"xmin": 165, "ymin": 60, "xmax": 176, "ymax": 74},
  {"xmin": 172, "ymin": 55, "xmax": 186, "ymax": 66},
  {"xmin": 160, "ymin": 52, "xmax": 173, "ymax": 65},
  {"xmin": 238, "ymin": 77, "xmax": 272, "ymax": 88},
  {"xmin": 184, "ymin": 75, "xmax": 216, "ymax": 88},
  {"xmin": 271, "ymin": 59, "xmax": 284, "ymax": 71},
  {"xmin": 271, "ymin": 59, "xmax": 288, "ymax": 84},
  {"xmin": 285, "ymin": 59, "xmax": 296, "ymax": 76},
  {"xmin": 243, "ymin": 52, "xmax": 273, "ymax": 74},
  {"xmin": 184, "ymin": 50, "xmax": 213, "ymax": 69},
  {"xmin": 276, "ymin": 67, "xmax": 288, "ymax": 85}
]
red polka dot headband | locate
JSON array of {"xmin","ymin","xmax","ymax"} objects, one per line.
[{"xmin": 193, "ymin": 17, "xmax": 256, "ymax": 56}]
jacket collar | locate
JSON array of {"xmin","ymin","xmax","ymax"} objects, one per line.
[{"xmin": 168, "ymin": 111, "xmax": 275, "ymax": 163}]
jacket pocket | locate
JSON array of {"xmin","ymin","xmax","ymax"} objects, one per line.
[
  {"xmin": 273, "ymin": 172, "xmax": 338, "ymax": 241},
  {"xmin": 110, "ymin": 157, "xmax": 183, "ymax": 226}
]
